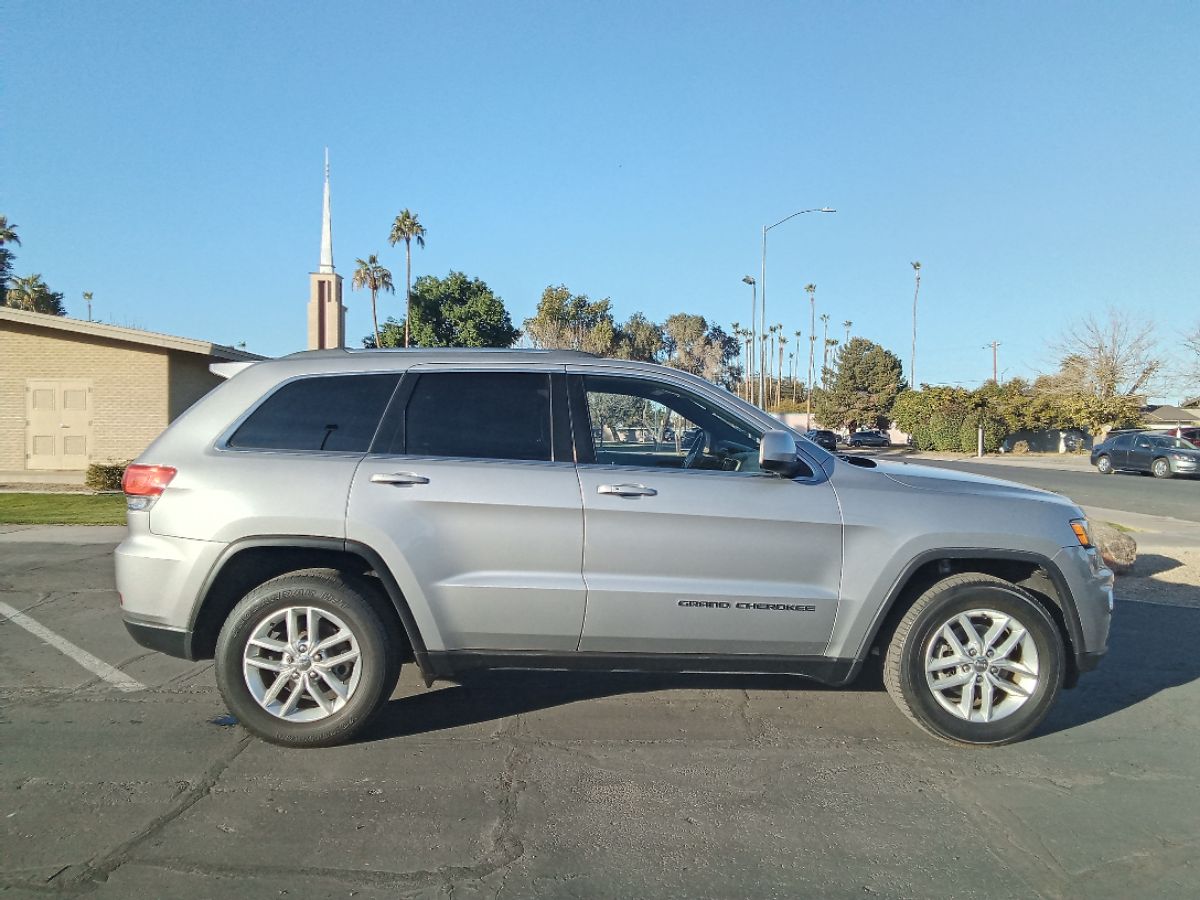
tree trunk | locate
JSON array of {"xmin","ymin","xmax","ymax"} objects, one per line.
[
  {"xmin": 371, "ymin": 288, "xmax": 381, "ymax": 349},
  {"xmin": 404, "ymin": 241, "xmax": 413, "ymax": 347}
]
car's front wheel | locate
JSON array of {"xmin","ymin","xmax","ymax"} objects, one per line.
[
  {"xmin": 883, "ymin": 573, "xmax": 1065, "ymax": 746},
  {"xmin": 1152, "ymin": 458, "xmax": 1172, "ymax": 479},
  {"xmin": 215, "ymin": 569, "xmax": 401, "ymax": 748},
  {"xmin": 1095, "ymin": 454, "xmax": 1113, "ymax": 475}
]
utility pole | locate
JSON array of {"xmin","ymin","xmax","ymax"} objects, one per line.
[
  {"xmin": 910, "ymin": 261, "xmax": 922, "ymax": 387},
  {"xmin": 984, "ymin": 341, "xmax": 1001, "ymax": 383}
]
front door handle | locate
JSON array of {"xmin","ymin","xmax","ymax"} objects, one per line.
[
  {"xmin": 370, "ymin": 472, "xmax": 430, "ymax": 486},
  {"xmin": 597, "ymin": 483, "xmax": 657, "ymax": 497}
]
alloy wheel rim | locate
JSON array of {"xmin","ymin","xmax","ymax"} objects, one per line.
[
  {"xmin": 242, "ymin": 606, "xmax": 362, "ymax": 722},
  {"xmin": 923, "ymin": 607, "xmax": 1040, "ymax": 724}
]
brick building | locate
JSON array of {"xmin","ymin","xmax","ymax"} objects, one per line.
[{"xmin": 0, "ymin": 307, "xmax": 261, "ymax": 478}]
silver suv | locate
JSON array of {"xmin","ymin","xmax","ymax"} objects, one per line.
[{"xmin": 116, "ymin": 349, "xmax": 1112, "ymax": 747}]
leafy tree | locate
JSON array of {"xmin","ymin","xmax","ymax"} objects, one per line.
[
  {"xmin": 387, "ymin": 210, "xmax": 426, "ymax": 347},
  {"xmin": 0, "ymin": 214, "xmax": 18, "ymax": 293},
  {"xmin": 523, "ymin": 285, "xmax": 619, "ymax": 355},
  {"xmin": 812, "ymin": 337, "xmax": 906, "ymax": 432},
  {"xmin": 368, "ymin": 271, "xmax": 518, "ymax": 348},
  {"xmin": 3, "ymin": 273, "xmax": 66, "ymax": 316},
  {"xmin": 614, "ymin": 312, "xmax": 665, "ymax": 362},
  {"xmin": 351, "ymin": 254, "xmax": 394, "ymax": 349},
  {"xmin": 662, "ymin": 313, "xmax": 738, "ymax": 384}
]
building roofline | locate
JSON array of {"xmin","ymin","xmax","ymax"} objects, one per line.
[{"xmin": 0, "ymin": 307, "xmax": 265, "ymax": 361}]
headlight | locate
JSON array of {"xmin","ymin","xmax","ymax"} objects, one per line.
[{"xmin": 1069, "ymin": 518, "xmax": 1092, "ymax": 548}]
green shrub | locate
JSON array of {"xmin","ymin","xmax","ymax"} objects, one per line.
[{"xmin": 85, "ymin": 461, "xmax": 129, "ymax": 492}]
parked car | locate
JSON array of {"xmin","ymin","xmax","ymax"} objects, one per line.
[
  {"xmin": 1090, "ymin": 432, "xmax": 1200, "ymax": 478},
  {"xmin": 117, "ymin": 349, "xmax": 1111, "ymax": 748},
  {"xmin": 1164, "ymin": 426, "xmax": 1200, "ymax": 448},
  {"xmin": 804, "ymin": 429, "xmax": 838, "ymax": 451},
  {"xmin": 848, "ymin": 430, "xmax": 890, "ymax": 448}
]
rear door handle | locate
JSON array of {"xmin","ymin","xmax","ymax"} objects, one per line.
[
  {"xmin": 597, "ymin": 483, "xmax": 657, "ymax": 497},
  {"xmin": 370, "ymin": 472, "xmax": 430, "ymax": 486}
]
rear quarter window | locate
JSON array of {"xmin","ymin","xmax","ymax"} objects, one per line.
[{"xmin": 227, "ymin": 374, "xmax": 400, "ymax": 452}]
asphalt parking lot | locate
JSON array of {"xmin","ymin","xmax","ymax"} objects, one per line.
[{"xmin": 2, "ymin": 528, "xmax": 1199, "ymax": 900}]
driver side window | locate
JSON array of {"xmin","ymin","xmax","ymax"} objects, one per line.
[{"xmin": 576, "ymin": 374, "xmax": 768, "ymax": 474}]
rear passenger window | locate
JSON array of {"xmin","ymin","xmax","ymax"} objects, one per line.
[
  {"xmin": 404, "ymin": 372, "xmax": 552, "ymax": 461},
  {"xmin": 228, "ymin": 374, "xmax": 399, "ymax": 452}
]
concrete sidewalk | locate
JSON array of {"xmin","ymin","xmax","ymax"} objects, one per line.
[{"xmin": 878, "ymin": 449, "xmax": 1094, "ymax": 473}]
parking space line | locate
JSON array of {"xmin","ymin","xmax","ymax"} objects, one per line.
[{"xmin": 0, "ymin": 600, "xmax": 146, "ymax": 692}]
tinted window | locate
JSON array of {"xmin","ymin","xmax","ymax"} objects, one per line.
[
  {"xmin": 229, "ymin": 374, "xmax": 399, "ymax": 452},
  {"xmin": 405, "ymin": 372, "xmax": 552, "ymax": 461},
  {"xmin": 1112, "ymin": 434, "xmax": 1133, "ymax": 449}
]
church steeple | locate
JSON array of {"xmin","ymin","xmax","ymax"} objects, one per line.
[
  {"xmin": 307, "ymin": 149, "xmax": 345, "ymax": 349},
  {"xmin": 319, "ymin": 147, "xmax": 334, "ymax": 274}
]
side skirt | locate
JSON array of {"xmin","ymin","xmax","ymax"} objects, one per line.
[{"xmin": 424, "ymin": 651, "xmax": 858, "ymax": 686}]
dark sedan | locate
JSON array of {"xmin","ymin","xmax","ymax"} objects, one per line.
[
  {"xmin": 847, "ymin": 430, "xmax": 890, "ymax": 448},
  {"xmin": 804, "ymin": 429, "xmax": 838, "ymax": 451},
  {"xmin": 1091, "ymin": 432, "xmax": 1200, "ymax": 478}
]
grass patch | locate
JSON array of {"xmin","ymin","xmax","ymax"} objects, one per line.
[
  {"xmin": 1103, "ymin": 520, "xmax": 1138, "ymax": 534},
  {"xmin": 0, "ymin": 493, "xmax": 126, "ymax": 525}
]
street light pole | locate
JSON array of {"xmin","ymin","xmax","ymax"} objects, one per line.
[
  {"xmin": 741, "ymin": 276, "xmax": 756, "ymax": 404},
  {"xmin": 759, "ymin": 207, "xmax": 835, "ymax": 407}
]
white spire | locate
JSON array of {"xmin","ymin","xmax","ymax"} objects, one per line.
[{"xmin": 319, "ymin": 148, "xmax": 334, "ymax": 273}]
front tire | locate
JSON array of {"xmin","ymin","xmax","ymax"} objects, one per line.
[
  {"xmin": 1095, "ymin": 454, "xmax": 1113, "ymax": 475},
  {"xmin": 215, "ymin": 569, "xmax": 401, "ymax": 748},
  {"xmin": 1152, "ymin": 458, "xmax": 1172, "ymax": 479},
  {"xmin": 883, "ymin": 574, "xmax": 1065, "ymax": 746}
]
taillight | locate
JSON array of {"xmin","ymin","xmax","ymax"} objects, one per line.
[{"xmin": 122, "ymin": 465, "xmax": 176, "ymax": 511}]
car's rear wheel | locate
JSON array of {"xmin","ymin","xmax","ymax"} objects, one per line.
[
  {"xmin": 215, "ymin": 569, "xmax": 401, "ymax": 748},
  {"xmin": 1095, "ymin": 454, "xmax": 1113, "ymax": 475},
  {"xmin": 1152, "ymin": 458, "xmax": 1172, "ymax": 479},
  {"xmin": 883, "ymin": 573, "xmax": 1064, "ymax": 746}
]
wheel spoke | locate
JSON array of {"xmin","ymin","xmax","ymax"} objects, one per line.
[
  {"xmin": 939, "ymin": 624, "xmax": 969, "ymax": 659},
  {"xmin": 988, "ymin": 671, "xmax": 1030, "ymax": 697},
  {"xmin": 249, "ymin": 636, "xmax": 288, "ymax": 653},
  {"xmin": 279, "ymin": 681, "xmax": 303, "ymax": 716},
  {"xmin": 931, "ymin": 669, "xmax": 974, "ymax": 690},
  {"xmin": 981, "ymin": 614, "xmax": 1010, "ymax": 652},
  {"xmin": 927, "ymin": 654, "xmax": 966, "ymax": 673},
  {"xmin": 978, "ymin": 675, "xmax": 996, "ymax": 722},
  {"xmin": 315, "ymin": 629, "xmax": 350, "ymax": 653},
  {"xmin": 319, "ymin": 648, "xmax": 359, "ymax": 669},
  {"xmin": 286, "ymin": 608, "xmax": 302, "ymax": 647},
  {"xmin": 315, "ymin": 668, "xmax": 349, "ymax": 701},
  {"xmin": 306, "ymin": 607, "xmax": 319, "ymax": 646},
  {"xmin": 305, "ymin": 677, "xmax": 334, "ymax": 714},
  {"xmin": 958, "ymin": 678, "xmax": 977, "ymax": 719},
  {"xmin": 246, "ymin": 656, "xmax": 284, "ymax": 672},
  {"xmin": 955, "ymin": 614, "xmax": 984, "ymax": 651},
  {"xmin": 993, "ymin": 626, "xmax": 1027, "ymax": 659},
  {"xmin": 262, "ymin": 671, "xmax": 290, "ymax": 705},
  {"xmin": 994, "ymin": 658, "xmax": 1036, "ymax": 678}
]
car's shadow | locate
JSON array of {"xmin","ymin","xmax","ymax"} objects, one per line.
[{"xmin": 359, "ymin": 575, "xmax": 1200, "ymax": 744}]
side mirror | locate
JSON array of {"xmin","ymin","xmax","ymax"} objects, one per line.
[{"xmin": 760, "ymin": 429, "xmax": 802, "ymax": 477}]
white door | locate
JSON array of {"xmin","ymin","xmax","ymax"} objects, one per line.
[{"xmin": 26, "ymin": 380, "xmax": 93, "ymax": 470}]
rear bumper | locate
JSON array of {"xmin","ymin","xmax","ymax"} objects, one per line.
[{"xmin": 122, "ymin": 615, "xmax": 195, "ymax": 660}]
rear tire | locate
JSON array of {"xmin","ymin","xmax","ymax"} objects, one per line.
[
  {"xmin": 883, "ymin": 573, "xmax": 1064, "ymax": 746},
  {"xmin": 1152, "ymin": 458, "xmax": 1172, "ymax": 479},
  {"xmin": 1095, "ymin": 454, "xmax": 1113, "ymax": 475},
  {"xmin": 215, "ymin": 569, "xmax": 401, "ymax": 748}
]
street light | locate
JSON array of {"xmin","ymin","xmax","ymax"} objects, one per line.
[
  {"xmin": 742, "ymin": 276, "xmax": 756, "ymax": 402},
  {"xmin": 759, "ymin": 207, "xmax": 835, "ymax": 407}
]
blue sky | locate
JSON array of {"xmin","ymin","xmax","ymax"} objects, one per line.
[{"xmin": 5, "ymin": 1, "xmax": 1198, "ymax": 393}]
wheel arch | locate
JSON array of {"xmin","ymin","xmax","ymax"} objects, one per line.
[
  {"xmin": 188, "ymin": 537, "xmax": 433, "ymax": 679},
  {"xmin": 853, "ymin": 549, "xmax": 1085, "ymax": 689}
]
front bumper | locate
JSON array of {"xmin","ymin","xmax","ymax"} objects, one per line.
[
  {"xmin": 1052, "ymin": 544, "xmax": 1114, "ymax": 677},
  {"xmin": 123, "ymin": 615, "xmax": 194, "ymax": 659}
]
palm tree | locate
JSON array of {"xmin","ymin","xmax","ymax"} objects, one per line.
[
  {"xmin": 843, "ymin": 319, "xmax": 852, "ymax": 345},
  {"xmin": 352, "ymin": 254, "xmax": 394, "ymax": 348},
  {"xmin": 825, "ymin": 338, "xmax": 839, "ymax": 388},
  {"xmin": 731, "ymin": 322, "xmax": 743, "ymax": 398},
  {"xmin": 0, "ymin": 215, "xmax": 18, "ymax": 247},
  {"xmin": 804, "ymin": 284, "xmax": 817, "ymax": 418},
  {"xmin": 777, "ymin": 335, "xmax": 787, "ymax": 406},
  {"xmin": 387, "ymin": 210, "xmax": 427, "ymax": 347},
  {"xmin": 820, "ymin": 313, "xmax": 831, "ymax": 388},
  {"xmin": 789, "ymin": 351, "xmax": 798, "ymax": 402},
  {"xmin": 83, "ymin": 291, "xmax": 94, "ymax": 321},
  {"xmin": 0, "ymin": 214, "xmax": 19, "ymax": 293},
  {"xmin": 911, "ymin": 261, "xmax": 922, "ymax": 387}
]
